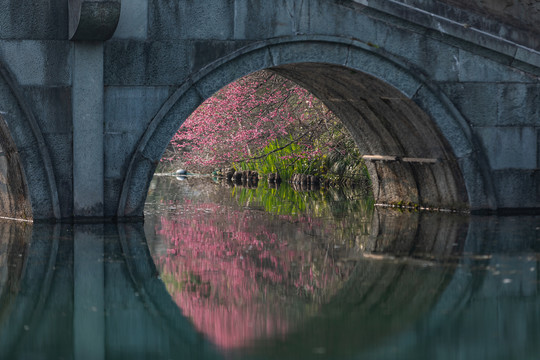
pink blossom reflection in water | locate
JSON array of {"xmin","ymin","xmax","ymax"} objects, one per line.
[{"xmin": 154, "ymin": 199, "xmax": 353, "ymax": 350}]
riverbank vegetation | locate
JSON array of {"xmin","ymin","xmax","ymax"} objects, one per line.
[{"xmin": 159, "ymin": 70, "xmax": 369, "ymax": 188}]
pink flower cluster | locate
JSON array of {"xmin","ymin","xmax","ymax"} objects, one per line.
[{"xmin": 165, "ymin": 71, "xmax": 328, "ymax": 171}]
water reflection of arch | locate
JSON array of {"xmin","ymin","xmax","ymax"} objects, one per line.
[
  {"xmin": 249, "ymin": 211, "xmax": 540, "ymax": 359},
  {"xmin": 0, "ymin": 221, "xmax": 219, "ymax": 359},
  {"xmin": 1, "ymin": 213, "xmax": 537, "ymax": 358}
]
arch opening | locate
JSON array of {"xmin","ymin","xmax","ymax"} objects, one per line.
[
  {"xmin": 270, "ymin": 63, "xmax": 469, "ymax": 211},
  {"xmin": 0, "ymin": 115, "xmax": 32, "ymax": 220},
  {"xmin": 152, "ymin": 64, "xmax": 469, "ymax": 213},
  {"xmin": 158, "ymin": 68, "xmax": 371, "ymax": 193},
  {"xmin": 121, "ymin": 39, "xmax": 491, "ymax": 217},
  {"xmin": 0, "ymin": 60, "xmax": 60, "ymax": 221}
]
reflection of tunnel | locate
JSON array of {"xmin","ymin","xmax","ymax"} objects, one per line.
[
  {"xmin": 240, "ymin": 211, "xmax": 540, "ymax": 360},
  {"xmin": 0, "ymin": 116, "xmax": 31, "ymax": 220},
  {"xmin": 0, "ymin": 212, "xmax": 539, "ymax": 358},
  {"xmin": 272, "ymin": 64, "xmax": 469, "ymax": 211}
]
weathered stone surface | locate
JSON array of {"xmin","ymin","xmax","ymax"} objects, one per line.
[
  {"xmin": 431, "ymin": 0, "xmax": 540, "ymax": 49},
  {"xmin": 113, "ymin": 0, "xmax": 148, "ymax": 39},
  {"xmin": 72, "ymin": 43, "xmax": 104, "ymax": 217},
  {"xmin": 0, "ymin": 41, "xmax": 71, "ymax": 86},
  {"xmin": 0, "ymin": 0, "xmax": 538, "ymax": 219},
  {"xmin": 365, "ymin": 0, "xmax": 540, "ymax": 51},
  {"xmin": 148, "ymin": 0, "xmax": 235, "ymax": 40},
  {"xmin": 0, "ymin": 0, "xmax": 68, "ymax": 40},
  {"xmin": 42, "ymin": 133, "xmax": 73, "ymax": 218},
  {"xmin": 104, "ymin": 86, "xmax": 172, "ymax": 185},
  {"xmin": 104, "ymin": 40, "xmax": 192, "ymax": 86},
  {"xmin": 491, "ymin": 169, "xmax": 540, "ymax": 209},
  {"xmin": 22, "ymin": 87, "xmax": 72, "ymax": 134},
  {"xmin": 193, "ymin": 46, "xmax": 273, "ymax": 99},
  {"xmin": 475, "ymin": 127, "xmax": 537, "ymax": 170},
  {"xmin": 104, "ymin": 178, "xmax": 123, "ymax": 217},
  {"xmin": 233, "ymin": 0, "xmax": 310, "ymax": 39}
]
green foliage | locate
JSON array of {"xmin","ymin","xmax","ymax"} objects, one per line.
[
  {"xmin": 234, "ymin": 135, "xmax": 370, "ymax": 187},
  {"xmin": 235, "ymin": 137, "xmax": 324, "ymax": 181},
  {"xmin": 232, "ymin": 182, "xmax": 374, "ymax": 220},
  {"xmin": 162, "ymin": 69, "xmax": 371, "ymax": 186}
]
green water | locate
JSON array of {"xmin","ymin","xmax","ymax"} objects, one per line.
[{"xmin": 0, "ymin": 175, "xmax": 538, "ymax": 359}]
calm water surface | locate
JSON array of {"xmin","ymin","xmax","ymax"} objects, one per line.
[{"xmin": 0, "ymin": 175, "xmax": 539, "ymax": 359}]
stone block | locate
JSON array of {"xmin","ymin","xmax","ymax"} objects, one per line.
[
  {"xmin": 398, "ymin": 35, "xmax": 460, "ymax": 82},
  {"xmin": 492, "ymin": 169, "xmax": 539, "ymax": 209},
  {"xmin": 0, "ymin": 41, "xmax": 71, "ymax": 86},
  {"xmin": 440, "ymin": 83, "xmax": 498, "ymax": 127},
  {"xmin": 22, "ymin": 86, "xmax": 72, "ymax": 134},
  {"xmin": 0, "ymin": 41, "xmax": 47, "ymax": 86},
  {"xmin": 538, "ymin": 129, "xmax": 540, "ymax": 169},
  {"xmin": 73, "ymin": 43, "xmax": 104, "ymax": 217},
  {"xmin": 412, "ymin": 85, "xmax": 474, "ymax": 159},
  {"xmin": 514, "ymin": 47, "xmax": 540, "ymax": 69},
  {"xmin": 123, "ymin": 155, "xmax": 156, "ymax": 217},
  {"xmin": 16, "ymin": 146, "xmax": 56, "ymax": 219},
  {"xmin": 442, "ymin": 83, "xmax": 540, "ymax": 127},
  {"xmin": 309, "ymin": 2, "xmax": 465, "ymax": 83},
  {"xmin": 43, "ymin": 132, "xmax": 73, "ymax": 218},
  {"xmin": 347, "ymin": 46, "xmax": 422, "ymax": 98},
  {"xmin": 104, "ymin": 178, "xmax": 123, "ymax": 217},
  {"xmin": 43, "ymin": 133, "xmax": 73, "ymax": 180},
  {"xmin": 191, "ymin": 40, "xmax": 252, "ymax": 74},
  {"xmin": 269, "ymin": 41, "xmax": 350, "ymax": 68},
  {"xmin": 104, "ymin": 86, "xmax": 171, "ymax": 133},
  {"xmin": 0, "ymin": 81, "xmax": 39, "ymax": 151},
  {"xmin": 498, "ymin": 84, "xmax": 540, "ymax": 126},
  {"xmin": 457, "ymin": 153, "xmax": 497, "ymax": 211},
  {"xmin": 194, "ymin": 46, "xmax": 273, "ymax": 99},
  {"xmin": 233, "ymin": 0, "xmax": 309, "ymax": 39},
  {"xmin": 457, "ymin": 49, "xmax": 533, "ymax": 83},
  {"xmin": 142, "ymin": 87, "xmax": 203, "ymax": 162},
  {"xmin": 475, "ymin": 127, "xmax": 537, "ymax": 170},
  {"xmin": 0, "ymin": 0, "xmax": 68, "ymax": 40},
  {"xmin": 307, "ymin": 1, "xmax": 377, "ymax": 39},
  {"xmin": 104, "ymin": 132, "xmax": 139, "ymax": 179},
  {"xmin": 104, "ymin": 40, "xmax": 192, "ymax": 86},
  {"xmin": 148, "ymin": 0, "xmax": 234, "ymax": 40},
  {"xmin": 112, "ymin": 0, "xmax": 148, "ymax": 40}
]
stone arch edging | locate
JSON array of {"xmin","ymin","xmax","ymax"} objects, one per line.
[
  {"xmin": 0, "ymin": 62, "xmax": 61, "ymax": 220},
  {"xmin": 117, "ymin": 35, "xmax": 497, "ymax": 217}
]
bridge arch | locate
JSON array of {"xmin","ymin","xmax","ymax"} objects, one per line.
[
  {"xmin": 0, "ymin": 62, "xmax": 60, "ymax": 220},
  {"xmin": 119, "ymin": 36, "xmax": 497, "ymax": 217}
]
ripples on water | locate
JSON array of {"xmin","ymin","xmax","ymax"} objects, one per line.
[{"xmin": 0, "ymin": 176, "xmax": 538, "ymax": 359}]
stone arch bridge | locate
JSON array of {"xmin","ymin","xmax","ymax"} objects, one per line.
[{"xmin": 0, "ymin": 0, "xmax": 539, "ymax": 221}]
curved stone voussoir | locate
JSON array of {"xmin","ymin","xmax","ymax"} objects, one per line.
[{"xmin": 69, "ymin": 0, "xmax": 121, "ymax": 41}]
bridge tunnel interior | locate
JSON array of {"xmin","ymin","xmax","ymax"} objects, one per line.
[
  {"xmin": 158, "ymin": 62, "xmax": 470, "ymax": 213},
  {"xmin": 269, "ymin": 63, "xmax": 469, "ymax": 211},
  {"xmin": 0, "ymin": 115, "xmax": 32, "ymax": 220}
]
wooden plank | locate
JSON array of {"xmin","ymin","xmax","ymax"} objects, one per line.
[
  {"xmin": 362, "ymin": 155, "xmax": 439, "ymax": 164},
  {"xmin": 362, "ymin": 155, "xmax": 398, "ymax": 162},
  {"xmin": 402, "ymin": 157, "xmax": 439, "ymax": 164}
]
